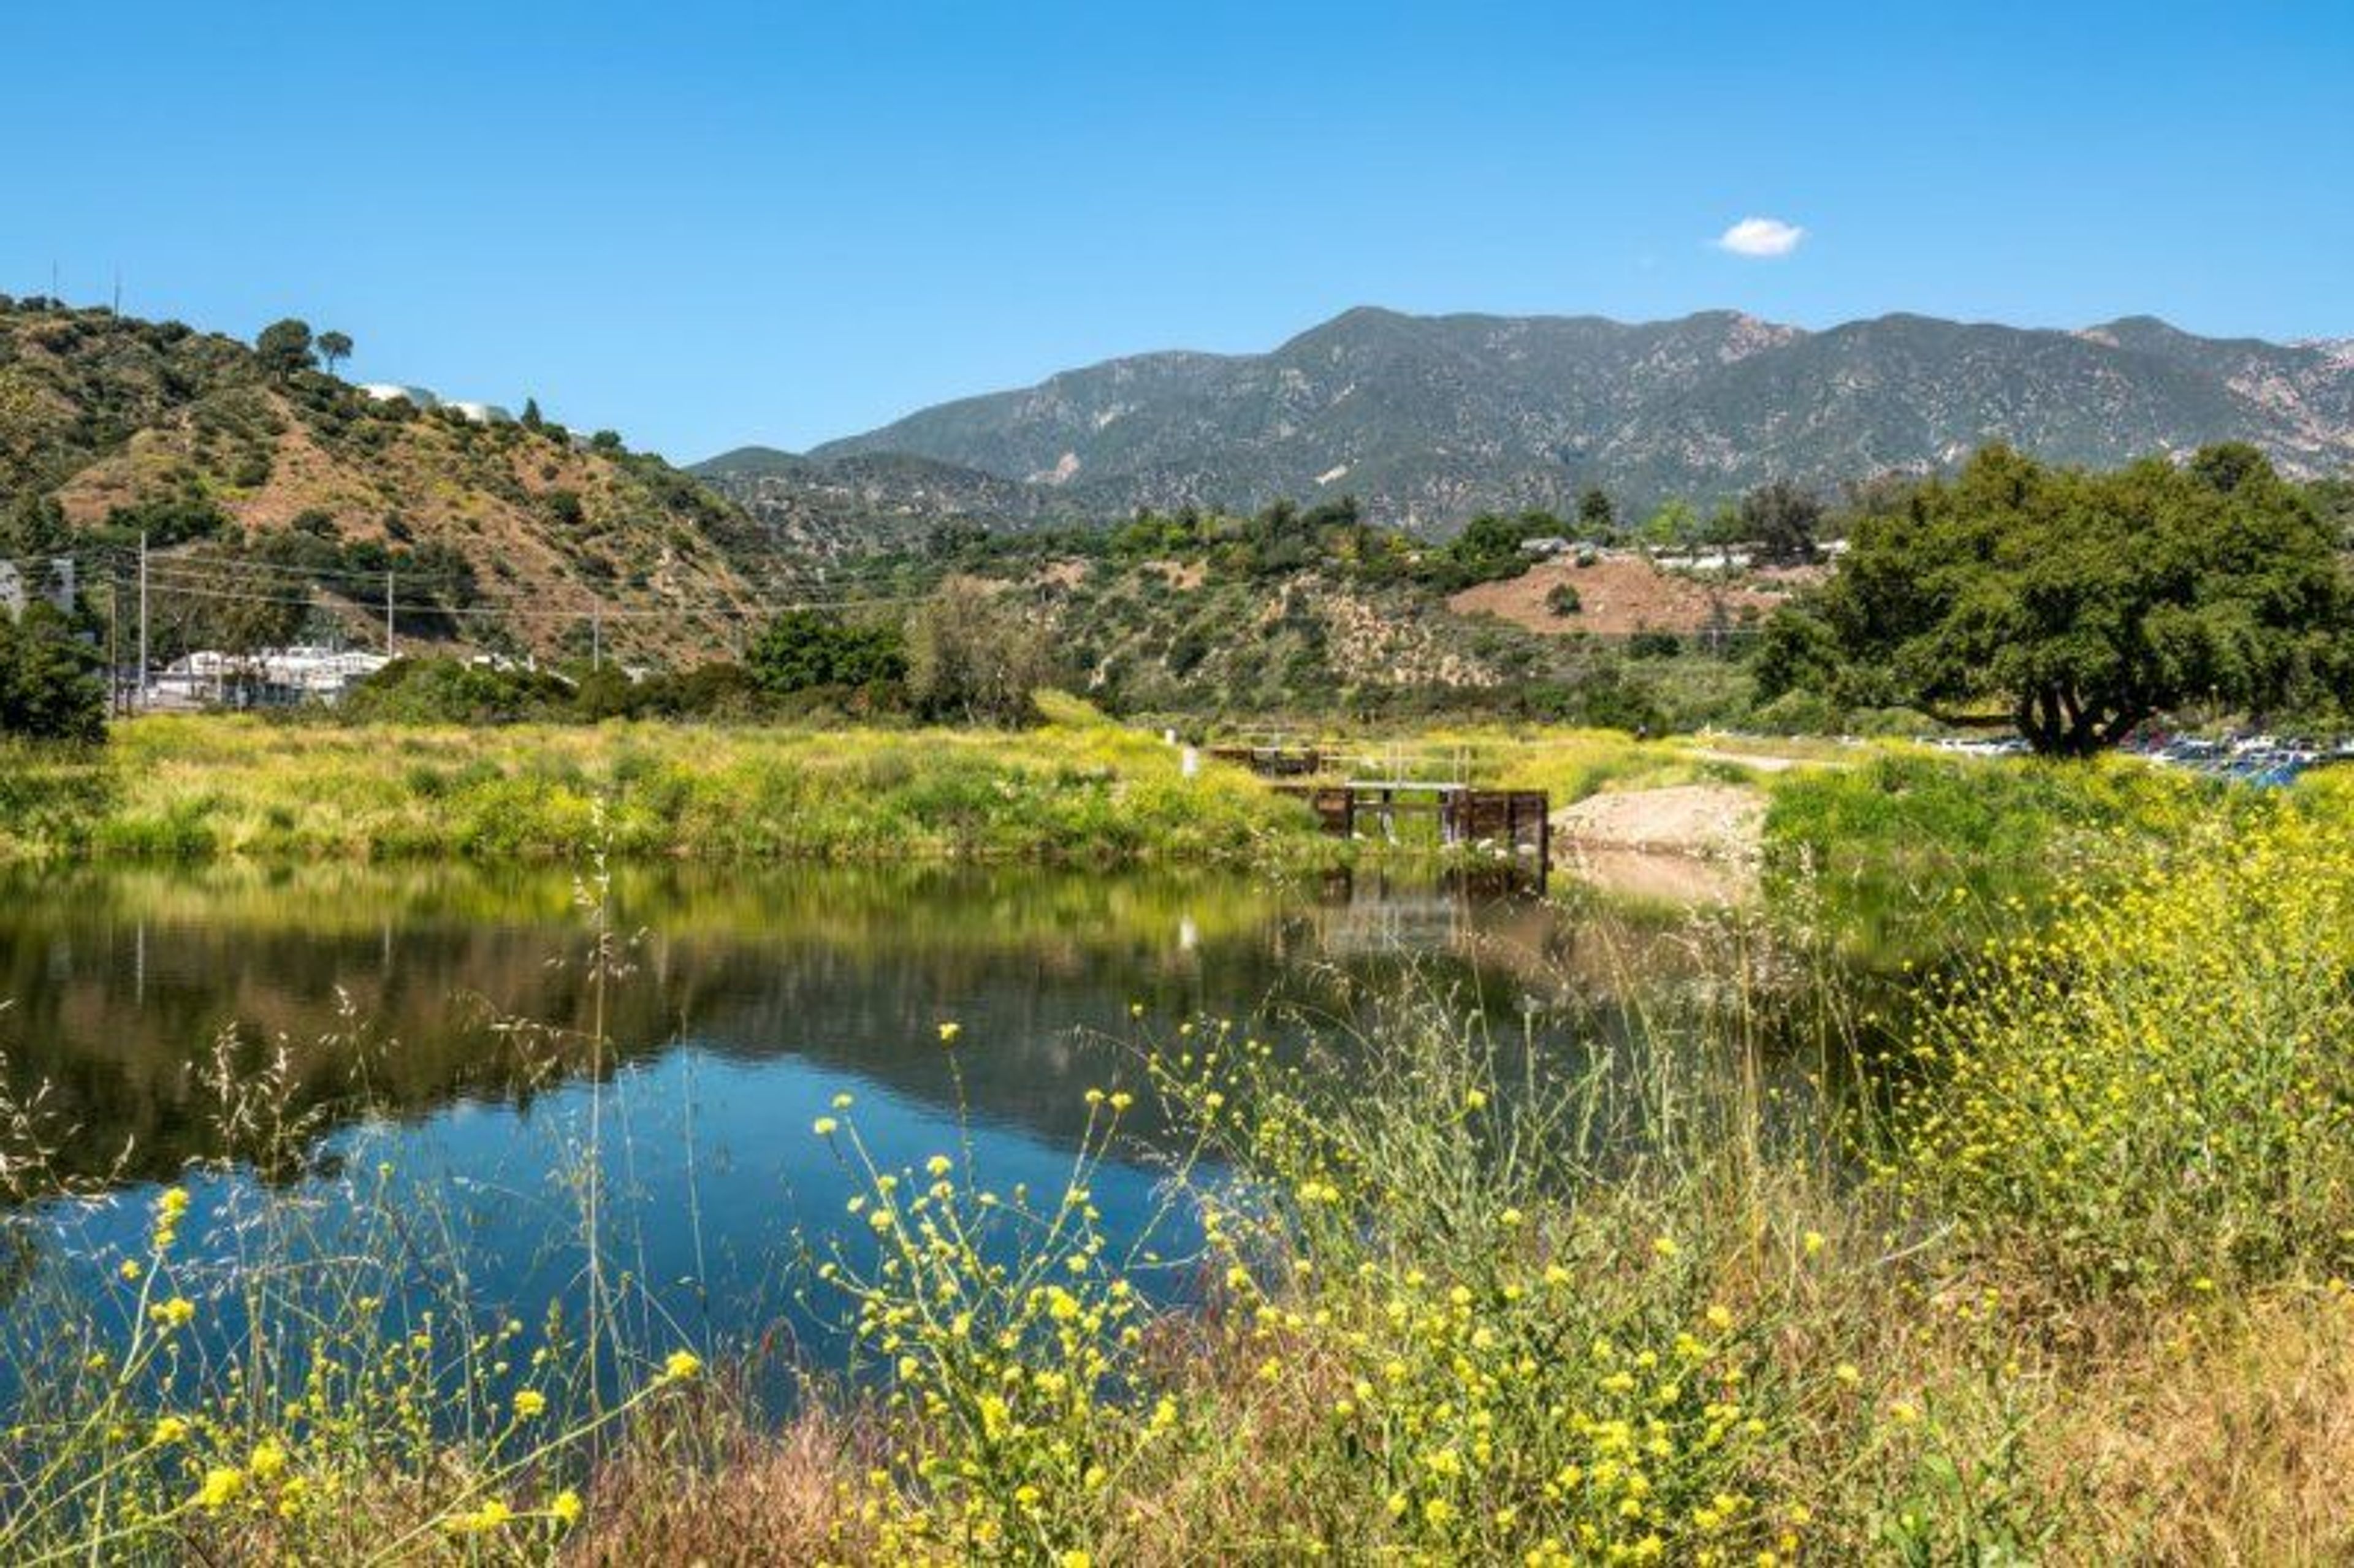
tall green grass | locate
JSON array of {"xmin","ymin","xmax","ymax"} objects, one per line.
[
  {"xmin": 1761, "ymin": 752, "xmax": 2234, "ymax": 964},
  {"xmin": 0, "ymin": 712, "xmax": 1321, "ymax": 867}
]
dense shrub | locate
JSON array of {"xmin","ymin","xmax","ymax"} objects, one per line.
[
  {"xmin": 747, "ymin": 610, "xmax": 906, "ymax": 695},
  {"xmin": 0, "ymin": 604, "xmax": 105, "ymax": 743},
  {"xmin": 343, "ymin": 658, "xmax": 574, "ymax": 725}
]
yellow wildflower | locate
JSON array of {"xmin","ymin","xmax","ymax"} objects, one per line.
[{"xmin": 194, "ymin": 1467, "xmax": 245, "ymax": 1510}]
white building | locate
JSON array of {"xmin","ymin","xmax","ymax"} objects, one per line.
[
  {"xmin": 443, "ymin": 401, "xmax": 515, "ymax": 425},
  {"xmin": 357, "ymin": 383, "xmax": 440, "ymax": 409},
  {"xmin": 153, "ymin": 645, "xmax": 391, "ymax": 709}
]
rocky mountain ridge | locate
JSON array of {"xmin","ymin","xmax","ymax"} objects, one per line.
[{"xmin": 726, "ymin": 306, "xmax": 2354, "ymax": 534}]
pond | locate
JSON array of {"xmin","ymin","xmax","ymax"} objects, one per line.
[{"xmin": 0, "ymin": 859, "xmax": 1796, "ymax": 1376}]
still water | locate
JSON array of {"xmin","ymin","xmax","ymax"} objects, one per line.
[{"xmin": 0, "ymin": 861, "xmax": 1734, "ymax": 1364}]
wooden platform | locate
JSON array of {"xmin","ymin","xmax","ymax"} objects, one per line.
[{"xmin": 1276, "ymin": 780, "xmax": 1550, "ymax": 880}]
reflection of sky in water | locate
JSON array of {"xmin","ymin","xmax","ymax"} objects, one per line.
[
  {"xmin": 25, "ymin": 1037, "xmax": 1216, "ymax": 1398},
  {"xmin": 6, "ymin": 864, "xmax": 1600, "ymax": 1371}
]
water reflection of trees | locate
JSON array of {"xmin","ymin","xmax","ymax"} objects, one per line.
[
  {"xmin": 0, "ymin": 856, "xmax": 1810, "ymax": 1201},
  {"xmin": 0, "ymin": 864, "xmax": 1582, "ymax": 1192}
]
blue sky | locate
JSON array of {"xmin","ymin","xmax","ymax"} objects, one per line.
[{"xmin": 4, "ymin": 1, "xmax": 2348, "ymax": 460}]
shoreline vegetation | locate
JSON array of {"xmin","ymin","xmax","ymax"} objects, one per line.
[
  {"xmin": 0, "ymin": 709, "xmax": 1811, "ymax": 871},
  {"xmin": 4, "ymin": 785, "xmax": 2352, "ymax": 1559},
  {"xmin": 0, "ymin": 709, "xmax": 1314, "ymax": 868}
]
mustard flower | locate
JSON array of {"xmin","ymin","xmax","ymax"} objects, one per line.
[{"xmin": 194, "ymin": 1466, "xmax": 245, "ymax": 1510}]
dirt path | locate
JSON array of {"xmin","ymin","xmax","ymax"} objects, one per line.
[
  {"xmin": 1550, "ymin": 783, "xmax": 1767, "ymax": 861},
  {"xmin": 1678, "ymin": 744, "xmax": 1858, "ymax": 774}
]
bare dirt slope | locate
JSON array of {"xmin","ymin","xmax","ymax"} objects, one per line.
[{"xmin": 1449, "ymin": 557, "xmax": 1787, "ymax": 636}]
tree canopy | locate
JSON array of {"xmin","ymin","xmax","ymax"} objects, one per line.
[
  {"xmin": 746, "ymin": 609, "xmax": 907, "ymax": 695},
  {"xmin": 0, "ymin": 604, "xmax": 105, "ymax": 744},
  {"xmin": 1737, "ymin": 480, "xmax": 1823, "ymax": 565},
  {"xmin": 1778, "ymin": 443, "xmax": 2351, "ymax": 755},
  {"xmin": 905, "ymin": 580, "xmax": 1055, "ymax": 725},
  {"xmin": 254, "ymin": 319, "xmax": 316, "ymax": 379},
  {"xmin": 1577, "ymin": 487, "xmax": 1615, "ymax": 537}
]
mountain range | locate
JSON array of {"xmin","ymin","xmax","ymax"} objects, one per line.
[{"xmin": 699, "ymin": 307, "xmax": 2354, "ymax": 536}]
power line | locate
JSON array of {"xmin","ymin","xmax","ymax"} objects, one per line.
[
  {"xmin": 90, "ymin": 549, "xmax": 930, "ymax": 604},
  {"xmin": 113, "ymin": 573, "xmax": 935, "ymax": 622}
]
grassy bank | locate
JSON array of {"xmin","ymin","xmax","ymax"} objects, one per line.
[
  {"xmin": 1761, "ymin": 750, "xmax": 2262, "ymax": 965},
  {"xmin": 6, "ymin": 797, "xmax": 2353, "ymax": 1559},
  {"xmin": 0, "ymin": 714, "xmax": 1818, "ymax": 871},
  {"xmin": 0, "ymin": 709, "xmax": 1320, "ymax": 867}
]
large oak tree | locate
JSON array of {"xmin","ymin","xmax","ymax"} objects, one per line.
[{"xmin": 1799, "ymin": 443, "xmax": 2350, "ymax": 755}]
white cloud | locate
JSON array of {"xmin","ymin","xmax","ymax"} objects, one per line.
[{"xmin": 1715, "ymin": 217, "xmax": 1806, "ymax": 258}]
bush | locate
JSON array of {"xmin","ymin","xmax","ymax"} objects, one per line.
[
  {"xmin": 906, "ymin": 582, "xmax": 1056, "ymax": 725},
  {"xmin": 627, "ymin": 661, "xmax": 769, "ymax": 720},
  {"xmin": 747, "ymin": 610, "xmax": 906, "ymax": 695},
  {"xmin": 1545, "ymin": 582, "xmax": 1582, "ymax": 617},
  {"xmin": 93, "ymin": 493, "xmax": 229, "ymax": 548},
  {"xmin": 1752, "ymin": 688, "xmax": 1844, "ymax": 736},
  {"xmin": 0, "ymin": 604, "xmax": 105, "ymax": 743},
  {"xmin": 343, "ymin": 658, "xmax": 573, "ymax": 725}
]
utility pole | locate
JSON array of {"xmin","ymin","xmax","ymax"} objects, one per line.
[
  {"xmin": 109, "ymin": 571, "xmax": 120, "ymax": 715},
  {"xmin": 384, "ymin": 566, "xmax": 395, "ymax": 657},
  {"xmin": 137, "ymin": 532, "xmax": 148, "ymax": 714}
]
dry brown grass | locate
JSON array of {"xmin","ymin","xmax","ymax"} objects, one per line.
[
  {"xmin": 2049, "ymin": 1288, "xmax": 2354, "ymax": 1565},
  {"xmin": 567, "ymin": 1399, "xmax": 880, "ymax": 1567}
]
